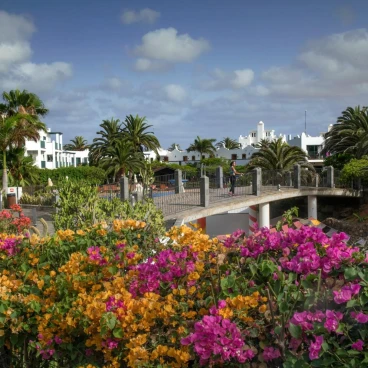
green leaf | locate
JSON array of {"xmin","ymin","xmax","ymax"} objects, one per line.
[
  {"xmin": 29, "ymin": 300, "xmax": 41, "ymax": 313},
  {"xmin": 113, "ymin": 327, "xmax": 124, "ymax": 338},
  {"xmin": 347, "ymin": 299, "xmax": 358, "ymax": 308},
  {"xmin": 279, "ymin": 301, "xmax": 289, "ymax": 313},
  {"xmin": 289, "ymin": 322, "xmax": 302, "ymax": 338},
  {"xmin": 344, "ymin": 267, "xmax": 358, "ymax": 281}
]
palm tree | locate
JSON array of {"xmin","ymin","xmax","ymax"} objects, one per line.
[
  {"xmin": 100, "ymin": 141, "xmax": 145, "ymax": 181},
  {"xmin": 168, "ymin": 143, "xmax": 182, "ymax": 151},
  {"xmin": 1, "ymin": 89, "xmax": 48, "ymax": 117},
  {"xmin": 248, "ymin": 138, "xmax": 314, "ymax": 172},
  {"xmin": 187, "ymin": 136, "xmax": 217, "ymax": 158},
  {"xmin": 322, "ymin": 106, "xmax": 368, "ymax": 159},
  {"xmin": 64, "ymin": 136, "xmax": 89, "ymax": 151},
  {"xmin": 89, "ymin": 118, "xmax": 122, "ymax": 164},
  {"xmin": 216, "ymin": 137, "xmax": 241, "ymax": 149},
  {"xmin": 0, "ymin": 114, "xmax": 46, "ymax": 193},
  {"xmin": 122, "ymin": 115, "xmax": 161, "ymax": 153},
  {"xmin": 5, "ymin": 147, "xmax": 39, "ymax": 186}
]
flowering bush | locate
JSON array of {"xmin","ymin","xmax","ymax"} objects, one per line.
[
  {"xmin": 0, "ymin": 220, "xmax": 367, "ymax": 367},
  {"xmin": 0, "ymin": 204, "xmax": 31, "ymax": 234}
]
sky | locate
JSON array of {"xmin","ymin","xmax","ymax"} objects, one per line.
[{"xmin": 1, "ymin": 0, "xmax": 368, "ymax": 149}]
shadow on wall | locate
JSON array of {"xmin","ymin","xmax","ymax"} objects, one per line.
[{"xmin": 270, "ymin": 196, "xmax": 361, "ymax": 221}]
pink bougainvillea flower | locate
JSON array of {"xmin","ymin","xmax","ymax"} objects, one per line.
[
  {"xmin": 352, "ymin": 340, "xmax": 364, "ymax": 351},
  {"xmin": 263, "ymin": 346, "xmax": 281, "ymax": 362},
  {"xmin": 351, "ymin": 312, "xmax": 368, "ymax": 324},
  {"xmin": 309, "ymin": 335, "xmax": 323, "ymax": 360}
]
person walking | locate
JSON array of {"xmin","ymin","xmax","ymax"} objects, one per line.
[{"xmin": 229, "ymin": 161, "xmax": 241, "ymax": 196}]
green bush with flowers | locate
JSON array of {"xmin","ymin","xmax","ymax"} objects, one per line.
[{"xmin": 0, "ymin": 206, "xmax": 367, "ymax": 367}]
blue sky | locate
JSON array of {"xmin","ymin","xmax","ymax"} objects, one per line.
[{"xmin": 1, "ymin": 0, "xmax": 368, "ymax": 148}]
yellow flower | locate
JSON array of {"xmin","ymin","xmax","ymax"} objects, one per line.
[{"xmin": 259, "ymin": 304, "xmax": 267, "ymax": 313}]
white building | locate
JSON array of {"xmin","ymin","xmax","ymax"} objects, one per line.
[
  {"xmin": 25, "ymin": 128, "xmax": 89, "ymax": 169},
  {"xmin": 144, "ymin": 121, "xmax": 329, "ymax": 166}
]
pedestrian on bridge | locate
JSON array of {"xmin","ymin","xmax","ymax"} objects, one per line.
[{"xmin": 229, "ymin": 161, "xmax": 242, "ymax": 196}]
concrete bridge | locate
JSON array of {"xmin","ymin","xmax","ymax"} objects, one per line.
[{"xmin": 146, "ymin": 165, "xmax": 363, "ymax": 230}]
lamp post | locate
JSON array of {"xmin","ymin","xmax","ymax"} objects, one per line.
[{"xmin": 305, "ymin": 110, "xmax": 307, "ymax": 134}]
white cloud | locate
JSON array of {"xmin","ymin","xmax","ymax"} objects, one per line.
[
  {"xmin": 0, "ymin": 10, "xmax": 35, "ymax": 43},
  {"xmin": 259, "ymin": 29, "xmax": 368, "ymax": 98},
  {"xmin": 201, "ymin": 68, "xmax": 254, "ymax": 90},
  {"xmin": 231, "ymin": 69, "xmax": 255, "ymax": 88},
  {"xmin": 0, "ymin": 11, "xmax": 72, "ymax": 93},
  {"xmin": 134, "ymin": 28, "xmax": 210, "ymax": 63},
  {"xmin": 0, "ymin": 42, "xmax": 32, "ymax": 72},
  {"xmin": 1, "ymin": 62, "xmax": 72, "ymax": 92},
  {"xmin": 121, "ymin": 8, "xmax": 160, "ymax": 25},
  {"xmin": 164, "ymin": 84, "xmax": 187, "ymax": 102},
  {"xmin": 134, "ymin": 58, "xmax": 168, "ymax": 72}
]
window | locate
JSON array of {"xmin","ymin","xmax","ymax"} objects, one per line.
[
  {"xmin": 76, "ymin": 158, "xmax": 81, "ymax": 165},
  {"xmin": 192, "ymin": 156, "xmax": 195, "ymax": 161},
  {"xmin": 163, "ymin": 156, "xmax": 169, "ymax": 162},
  {"xmin": 83, "ymin": 157, "xmax": 88, "ymax": 163},
  {"xmin": 150, "ymin": 157, "xmax": 153, "ymax": 162},
  {"xmin": 202, "ymin": 155, "xmax": 205, "ymax": 159},
  {"xmin": 251, "ymin": 132, "xmax": 256, "ymax": 137},
  {"xmin": 47, "ymin": 155, "xmax": 53, "ymax": 162},
  {"xmin": 306, "ymin": 145, "xmax": 320, "ymax": 159},
  {"xmin": 41, "ymin": 161, "xmax": 46, "ymax": 168},
  {"xmin": 183, "ymin": 156, "xmax": 188, "ymax": 162},
  {"xmin": 231, "ymin": 154, "xmax": 237, "ymax": 160},
  {"xmin": 242, "ymin": 154, "xmax": 247, "ymax": 159}
]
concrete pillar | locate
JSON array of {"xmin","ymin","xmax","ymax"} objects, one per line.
[
  {"xmin": 294, "ymin": 164, "xmax": 301, "ymax": 189},
  {"xmin": 175, "ymin": 169, "xmax": 184, "ymax": 194},
  {"xmin": 326, "ymin": 166, "xmax": 334, "ymax": 188},
  {"xmin": 120, "ymin": 176, "xmax": 129, "ymax": 201},
  {"xmin": 286, "ymin": 171, "xmax": 292, "ymax": 187},
  {"xmin": 259, "ymin": 202, "xmax": 270, "ymax": 228},
  {"xmin": 215, "ymin": 166, "xmax": 223, "ymax": 189},
  {"xmin": 249, "ymin": 205, "xmax": 258, "ymax": 235},
  {"xmin": 200, "ymin": 175, "xmax": 209, "ymax": 207},
  {"xmin": 252, "ymin": 168, "xmax": 261, "ymax": 196},
  {"xmin": 308, "ymin": 195, "xmax": 317, "ymax": 219}
]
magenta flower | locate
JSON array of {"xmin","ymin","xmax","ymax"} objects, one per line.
[
  {"xmin": 309, "ymin": 335, "xmax": 323, "ymax": 360},
  {"xmin": 181, "ymin": 315, "xmax": 254, "ymax": 365},
  {"xmin": 54, "ymin": 336, "xmax": 62, "ymax": 344},
  {"xmin": 87, "ymin": 246, "xmax": 102, "ymax": 261},
  {"xmin": 352, "ymin": 340, "xmax": 364, "ymax": 351},
  {"xmin": 324, "ymin": 310, "xmax": 343, "ymax": 333},
  {"xmin": 351, "ymin": 312, "xmax": 368, "ymax": 323},
  {"xmin": 263, "ymin": 346, "xmax": 281, "ymax": 362}
]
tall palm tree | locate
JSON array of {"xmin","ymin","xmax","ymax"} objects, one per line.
[
  {"xmin": 64, "ymin": 136, "xmax": 89, "ymax": 151},
  {"xmin": 1, "ymin": 89, "xmax": 48, "ymax": 117},
  {"xmin": 187, "ymin": 136, "xmax": 217, "ymax": 158},
  {"xmin": 216, "ymin": 137, "xmax": 241, "ymax": 149},
  {"xmin": 248, "ymin": 138, "xmax": 314, "ymax": 172},
  {"xmin": 122, "ymin": 115, "xmax": 161, "ymax": 153},
  {"xmin": 100, "ymin": 141, "xmax": 145, "ymax": 181},
  {"xmin": 322, "ymin": 106, "xmax": 368, "ymax": 159},
  {"xmin": 89, "ymin": 118, "xmax": 122, "ymax": 164},
  {"xmin": 0, "ymin": 114, "xmax": 46, "ymax": 193}
]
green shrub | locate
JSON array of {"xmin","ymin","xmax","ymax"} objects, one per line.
[
  {"xmin": 53, "ymin": 181, "xmax": 165, "ymax": 241},
  {"xmin": 324, "ymin": 153, "xmax": 353, "ymax": 170},
  {"xmin": 340, "ymin": 158, "xmax": 368, "ymax": 183},
  {"xmin": 35, "ymin": 166, "xmax": 106, "ymax": 185}
]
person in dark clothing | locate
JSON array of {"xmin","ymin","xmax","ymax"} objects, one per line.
[{"xmin": 229, "ymin": 161, "xmax": 241, "ymax": 196}]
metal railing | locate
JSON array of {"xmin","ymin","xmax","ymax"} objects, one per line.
[
  {"xmin": 150, "ymin": 174, "xmax": 201, "ymax": 216},
  {"xmin": 209, "ymin": 173, "xmax": 253, "ymax": 203}
]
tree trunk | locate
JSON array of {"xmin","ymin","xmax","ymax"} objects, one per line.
[{"xmin": 2, "ymin": 151, "xmax": 7, "ymax": 196}]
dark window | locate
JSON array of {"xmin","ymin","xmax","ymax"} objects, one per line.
[
  {"xmin": 306, "ymin": 145, "xmax": 320, "ymax": 159},
  {"xmin": 242, "ymin": 154, "xmax": 246, "ymax": 159},
  {"xmin": 163, "ymin": 156, "xmax": 169, "ymax": 162},
  {"xmin": 47, "ymin": 155, "xmax": 53, "ymax": 162},
  {"xmin": 183, "ymin": 156, "xmax": 188, "ymax": 162},
  {"xmin": 192, "ymin": 156, "xmax": 195, "ymax": 161},
  {"xmin": 202, "ymin": 155, "xmax": 205, "ymax": 159},
  {"xmin": 231, "ymin": 154, "xmax": 237, "ymax": 160}
]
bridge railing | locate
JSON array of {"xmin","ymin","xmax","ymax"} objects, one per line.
[
  {"xmin": 114, "ymin": 165, "xmax": 359, "ymax": 217},
  {"xmin": 208, "ymin": 172, "xmax": 253, "ymax": 203}
]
